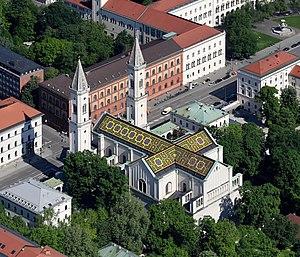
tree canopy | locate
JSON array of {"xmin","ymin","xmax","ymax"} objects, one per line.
[{"xmin": 62, "ymin": 150, "xmax": 128, "ymax": 209}]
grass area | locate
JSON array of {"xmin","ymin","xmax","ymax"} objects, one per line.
[
  {"xmin": 252, "ymin": 30, "xmax": 281, "ymax": 51},
  {"xmin": 274, "ymin": 15, "xmax": 300, "ymax": 29}
]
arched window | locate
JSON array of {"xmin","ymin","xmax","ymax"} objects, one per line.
[
  {"xmin": 82, "ymin": 104, "xmax": 87, "ymax": 114},
  {"xmin": 93, "ymin": 105, "xmax": 97, "ymax": 111},
  {"xmin": 139, "ymin": 179, "xmax": 146, "ymax": 193},
  {"xmin": 114, "ymin": 96, "xmax": 117, "ymax": 102},
  {"xmin": 182, "ymin": 182, "xmax": 187, "ymax": 192},
  {"xmin": 166, "ymin": 182, "xmax": 172, "ymax": 195},
  {"xmin": 93, "ymin": 95, "xmax": 97, "ymax": 101},
  {"xmin": 108, "ymin": 148, "xmax": 112, "ymax": 156}
]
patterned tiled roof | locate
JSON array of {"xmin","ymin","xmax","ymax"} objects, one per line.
[
  {"xmin": 95, "ymin": 114, "xmax": 215, "ymax": 178},
  {"xmin": 146, "ymin": 145, "xmax": 214, "ymax": 178},
  {"xmin": 176, "ymin": 131, "xmax": 213, "ymax": 153},
  {"xmin": 96, "ymin": 115, "xmax": 172, "ymax": 154}
]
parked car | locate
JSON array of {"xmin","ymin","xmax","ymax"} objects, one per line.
[
  {"xmin": 215, "ymin": 78, "xmax": 223, "ymax": 84},
  {"xmin": 291, "ymin": 44, "xmax": 298, "ymax": 48},
  {"xmin": 208, "ymin": 81, "xmax": 215, "ymax": 86},
  {"xmin": 222, "ymin": 74, "xmax": 231, "ymax": 80},
  {"xmin": 283, "ymin": 47, "xmax": 290, "ymax": 51},
  {"xmin": 161, "ymin": 107, "xmax": 172, "ymax": 115}
]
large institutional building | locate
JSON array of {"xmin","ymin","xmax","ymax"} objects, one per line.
[
  {"xmin": 0, "ymin": 178, "xmax": 72, "ymax": 227},
  {"xmin": 237, "ymin": 51, "xmax": 300, "ymax": 114},
  {"xmin": 68, "ymin": 37, "xmax": 242, "ymax": 222},
  {"xmin": 0, "ymin": 97, "xmax": 43, "ymax": 167},
  {"xmin": 0, "ymin": 46, "xmax": 44, "ymax": 100}
]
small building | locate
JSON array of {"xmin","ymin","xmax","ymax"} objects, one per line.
[
  {"xmin": 0, "ymin": 46, "xmax": 44, "ymax": 100},
  {"xmin": 171, "ymin": 101, "xmax": 229, "ymax": 132},
  {"xmin": 0, "ymin": 224, "xmax": 66, "ymax": 257},
  {"xmin": 237, "ymin": 51, "xmax": 300, "ymax": 114},
  {"xmin": 0, "ymin": 97, "xmax": 43, "ymax": 167},
  {"xmin": 289, "ymin": 65, "xmax": 300, "ymax": 99},
  {"xmin": 151, "ymin": 121, "xmax": 180, "ymax": 140},
  {"xmin": 0, "ymin": 178, "xmax": 72, "ymax": 227},
  {"xmin": 98, "ymin": 242, "xmax": 139, "ymax": 257}
]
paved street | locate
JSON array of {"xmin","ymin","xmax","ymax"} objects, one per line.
[{"xmin": 0, "ymin": 125, "xmax": 68, "ymax": 190}]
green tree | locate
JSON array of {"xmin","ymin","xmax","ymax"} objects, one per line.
[
  {"xmin": 280, "ymin": 86, "xmax": 299, "ymax": 121},
  {"xmin": 236, "ymin": 182, "xmax": 281, "ymax": 227},
  {"xmin": 256, "ymin": 86, "xmax": 280, "ymax": 126},
  {"xmin": 114, "ymin": 30, "xmax": 134, "ymax": 55},
  {"xmin": 31, "ymin": 37, "xmax": 74, "ymax": 67},
  {"xmin": 262, "ymin": 214, "xmax": 298, "ymax": 250},
  {"xmin": 109, "ymin": 194, "xmax": 150, "ymax": 254},
  {"xmin": 29, "ymin": 224, "xmax": 65, "ymax": 252},
  {"xmin": 62, "ymin": 224, "xmax": 98, "ymax": 257},
  {"xmin": 7, "ymin": 0, "xmax": 38, "ymax": 41},
  {"xmin": 215, "ymin": 124, "xmax": 243, "ymax": 170},
  {"xmin": 63, "ymin": 150, "xmax": 128, "ymax": 209},
  {"xmin": 199, "ymin": 217, "xmax": 239, "ymax": 257},
  {"xmin": 198, "ymin": 250, "xmax": 218, "ymax": 257},
  {"xmin": 240, "ymin": 123, "xmax": 265, "ymax": 178},
  {"xmin": 224, "ymin": 8, "xmax": 257, "ymax": 59},
  {"xmin": 236, "ymin": 225, "xmax": 277, "ymax": 257},
  {"xmin": 147, "ymin": 199, "xmax": 199, "ymax": 256},
  {"xmin": 20, "ymin": 76, "xmax": 40, "ymax": 108}
]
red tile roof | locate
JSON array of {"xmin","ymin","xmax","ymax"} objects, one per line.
[
  {"xmin": 103, "ymin": 0, "xmax": 203, "ymax": 35},
  {"xmin": 0, "ymin": 97, "xmax": 43, "ymax": 132},
  {"xmin": 287, "ymin": 213, "xmax": 300, "ymax": 238},
  {"xmin": 0, "ymin": 226, "xmax": 66, "ymax": 257},
  {"xmin": 173, "ymin": 26, "xmax": 222, "ymax": 48},
  {"xmin": 65, "ymin": 0, "xmax": 92, "ymax": 9},
  {"xmin": 150, "ymin": 0, "xmax": 191, "ymax": 12},
  {"xmin": 290, "ymin": 65, "xmax": 300, "ymax": 79},
  {"xmin": 243, "ymin": 51, "xmax": 299, "ymax": 77}
]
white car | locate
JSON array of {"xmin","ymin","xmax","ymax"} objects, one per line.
[{"xmin": 161, "ymin": 107, "xmax": 172, "ymax": 115}]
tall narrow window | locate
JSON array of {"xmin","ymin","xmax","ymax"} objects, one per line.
[{"xmin": 138, "ymin": 179, "xmax": 146, "ymax": 193}]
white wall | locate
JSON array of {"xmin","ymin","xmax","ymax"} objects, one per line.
[
  {"xmin": 237, "ymin": 60, "xmax": 300, "ymax": 114},
  {"xmin": 0, "ymin": 116, "xmax": 42, "ymax": 167},
  {"xmin": 169, "ymin": 0, "xmax": 254, "ymax": 27},
  {"xmin": 182, "ymin": 32, "xmax": 226, "ymax": 85}
]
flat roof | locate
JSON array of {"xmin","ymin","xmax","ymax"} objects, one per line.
[
  {"xmin": 241, "ymin": 51, "xmax": 299, "ymax": 77},
  {"xmin": 0, "ymin": 97, "xmax": 43, "ymax": 132},
  {"xmin": 173, "ymin": 100, "xmax": 228, "ymax": 125},
  {"xmin": 151, "ymin": 121, "xmax": 179, "ymax": 136},
  {"xmin": 0, "ymin": 46, "xmax": 42, "ymax": 75},
  {"xmin": 43, "ymin": 178, "xmax": 64, "ymax": 189}
]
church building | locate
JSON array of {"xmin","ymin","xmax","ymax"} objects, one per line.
[{"xmin": 70, "ymin": 33, "xmax": 242, "ymax": 222}]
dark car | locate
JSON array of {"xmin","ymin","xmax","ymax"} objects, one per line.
[
  {"xmin": 283, "ymin": 47, "xmax": 290, "ymax": 51},
  {"xmin": 222, "ymin": 74, "xmax": 231, "ymax": 80},
  {"xmin": 291, "ymin": 44, "xmax": 298, "ymax": 48},
  {"xmin": 213, "ymin": 101, "xmax": 221, "ymax": 106},
  {"xmin": 215, "ymin": 78, "xmax": 222, "ymax": 84}
]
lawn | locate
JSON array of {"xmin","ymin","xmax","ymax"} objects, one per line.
[
  {"xmin": 274, "ymin": 15, "xmax": 300, "ymax": 29},
  {"xmin": 252, "ymin": 30, "xmax": 281, "ymax": 51}
]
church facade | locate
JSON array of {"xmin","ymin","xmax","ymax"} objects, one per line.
[{"xmin": 70, "ymin": 33, "xmax": 242, "ymax": 222}]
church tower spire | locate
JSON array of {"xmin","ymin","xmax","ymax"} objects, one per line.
[
  {"xmin": 126, "ymin": 31, "xmax": 148, "ymax": 129},
  {"xmin": 69, "ymin": 58, "xmax": 91, "ymax": 153}
]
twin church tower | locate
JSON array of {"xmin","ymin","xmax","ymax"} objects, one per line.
[{"xmin": 69, "ymin": 32, "xmax": 148, "ymax": 153}]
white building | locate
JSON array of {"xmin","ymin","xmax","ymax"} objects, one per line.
[
  {"xmin": 173, "ymin": 27, "xmax": 225, "ymax": 84},
  {"xmin": 0, "ymin": 97, "xmax": 43, "ymax": 167},
  {"xmin": 93, "ymin": 113, "xmax": 242, "ymax": 222},
  {"xmin": 69, "ymin": 59, "xmax": 92, "ymax": 153},
  {"xmin": 289, "ymin": 65, "xmax": 300, "ymax": 99},
  {"xmin": 150, "ymin": 0, "xmax": 254, "ymax": 27},
  {"xmin": 0, "ymin": 178, "xmax": 72, "ymax": 227},
  {"xmin": 171, "ymin": 101, "xmax": 229, "ymax": 132},
  {"xmin": 237, "ymin": 51, "xmax": 300, "ymax": 114}
]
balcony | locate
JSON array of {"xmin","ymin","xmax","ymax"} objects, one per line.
[{"xmin": 232, "ymin": 173, "xmax": 242, "ymax": 190}]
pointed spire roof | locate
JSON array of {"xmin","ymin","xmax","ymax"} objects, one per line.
[
  {"xmin": 71, "ymin": 58, "xmax": 88, "ymax": 91},
  {"xmin": 128, "ymin": 30, "xmax": 145, "ymax": 67}
]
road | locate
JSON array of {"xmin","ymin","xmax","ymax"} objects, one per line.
[
  {"xmin": 148, "ymin": 78, "xmax": 236, "ymax": 126},
  {"xmin": 0, "ymin": 125, "xmax": 67, "ymax": 190}
]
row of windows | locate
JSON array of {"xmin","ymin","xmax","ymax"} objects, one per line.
[
  {"xmin": 43, "ymin": 94, "xmax": 67, "ymax": 110},
  {"xmin": 241, "ymin": 100, "xmax": 258, "ymax": 109},
  {"xmin": 92, "ymin": 83, "xmax": 125, "ymax": 101},
  {"xmin": 0, "ymin": 123, "xmax": 37, "ymax": 142},
  {"xmin": 146, "ymin": 72, "xmax": 180, "ymax": 86},
  {"xmin": 187, "ymin": 44, "xmax": 222, "ymax": 59},
  {"xmin": 181, "ymin": 2, "xmax": 212, "ymax": 17},
  {"xmin": 186, "ymin": 50, "xmax": 223, "ymax": 70},
  {"xmin": 145, "ymin": 61, "xmax": 180, "ymax": 77},
  {"xmin": 0, "ymin": 137, "xmax": 37, "ymax": 153},
  {"xmin": 215, "ymin": 0, "xmax": 244, "ymax": 13}
]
